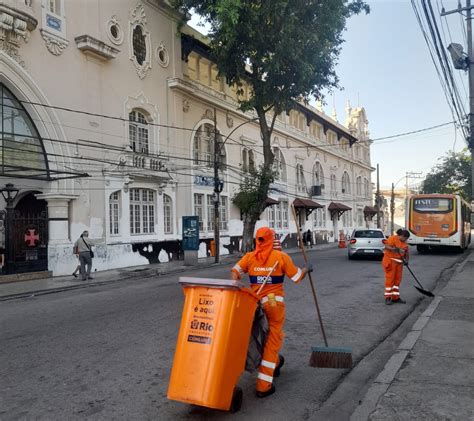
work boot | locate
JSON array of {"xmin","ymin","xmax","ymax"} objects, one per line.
[
  {"xmin": 256, "ymin": 385, "xmax": 275, "ymax": 398},
  {"xmin": 274, "ymin": 355, "xmax": 285, "ymax": 378},
  {"xmin": 394, "ymin": 298, "xmax": 406, "ymax": 304},
  {"xmin": 385, "ymin": 298, "xmax": 392, "ymax": 305}
]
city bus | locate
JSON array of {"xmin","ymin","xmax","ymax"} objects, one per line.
[{"xmin": 406, "ymin": 194, "xmax": 471, "ymax": 252}]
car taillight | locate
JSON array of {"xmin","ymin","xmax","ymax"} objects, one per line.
[
  {"xmin": 382, "ymin": 239, "xmax": 387, "ymax": 244},
  {"xmin": 350, "ymin": 239, "xmax": 357, "ymax": 244}
]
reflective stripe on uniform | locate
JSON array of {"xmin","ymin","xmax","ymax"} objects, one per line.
[
  {"xmin": 261, "ymin": 295, "xmax": 284, "ymax": 304},
  {"xmin": 385, "ymin": 287, "xmax": 392, "ymax": 291},
  {"xmin": 392, "ymin": 286, "xmax": 399, "ymax": 290},
  {"xmin": 257, "ymin": 372, "xmax": 273, "ymax": 383},
  {"xmin": 392, "ymin": 291, "xmax": 400, "ymax": 296},
  {"xmin": 291, "ymin": 268, "xmax": 303, "ymax": 282},
  {"xmin": 233, "ymin": 264, "xmax": 244, "ymax": 275},
  {"xmin": 260, "ymin": 359, "xmax": 277, "ymax": 369}
]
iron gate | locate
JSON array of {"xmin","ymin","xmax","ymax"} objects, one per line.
[{"xmin": 11, "ymin": 209, "xmax": 48, "ymax": 273}]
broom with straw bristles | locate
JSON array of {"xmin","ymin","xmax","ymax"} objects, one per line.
[{"xmin": 291, "ymin": 205, "xmax": 352, "ymax": 369}]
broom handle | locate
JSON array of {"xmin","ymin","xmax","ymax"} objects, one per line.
[
  {"xmin": 291, "ymin": 205, "xmax": 329, "ymax": 347},
  {"xmin": 256, "ymin": 260, "xmax": 279, "ymax": 295},
  {"xmin": 398, "ymin": 251, "xmax": 427, "ymax": 291}
]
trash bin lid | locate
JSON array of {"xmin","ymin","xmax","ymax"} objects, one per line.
[{"xmin": 179, "ymin": 277, "xmax": 246, "ymax": 289}]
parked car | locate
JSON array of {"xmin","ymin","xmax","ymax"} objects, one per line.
[{"xmin": 348, "ymin": 228, "xmax": 386, "ymax": 260}]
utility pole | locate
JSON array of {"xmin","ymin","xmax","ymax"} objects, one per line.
[
  {"xmin": 405, "ymin": 171, "xmax": 423, "ymax": 198},
  {"xmin": 213, "ymin": 109, "xmax": 221, "ymax": 264},
  {"xmin": 390, "ymin": 182, "xmax": 395, "ymax": 234},
  {"xmin": 468, "ymin": 0, "xmax": 474, "ymax": 223},
  {"xmin": 442, "ymin": 1, "xmax": 474, "ymax": 223},
  {"xmin": 375, "ymin": 164, "xmax": 381, "ymax": 229}
]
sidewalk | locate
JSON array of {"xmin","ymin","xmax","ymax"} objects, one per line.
[
  {"xmin": 0, "ymin": 242, "xmax": 336, "ymax": 301},
  {"xmin": 351, "ymin": 246, "xmax": 474, "ymax": 420}
]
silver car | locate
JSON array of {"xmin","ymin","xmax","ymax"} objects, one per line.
[{"xmin": 348, "ymin": 228, "xmax": 386, "ymax": 260}]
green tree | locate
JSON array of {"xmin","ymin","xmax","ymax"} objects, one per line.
[
  {"xmin": 421, "ymin": 149, "xmax": 472, "ymax": 200},
  {"xmin": 173, "ymin": 0, "xmax": 369, "ymax": 251}
]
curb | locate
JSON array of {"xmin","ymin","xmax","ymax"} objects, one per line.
[{"xmin": 350, "ymin": 249, "xmax": 471, "ymax": 421}]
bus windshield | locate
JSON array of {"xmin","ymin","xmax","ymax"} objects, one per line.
[{"xmin": 413, "ymin": 197, "xmax": 453, "ymax": 213}]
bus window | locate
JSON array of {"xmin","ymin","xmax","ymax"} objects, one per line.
[{"xmin": 413, "ymin": 198, "xmax": 453, "ymax": 213}]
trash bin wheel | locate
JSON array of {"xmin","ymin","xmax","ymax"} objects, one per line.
[{"xmin": 229, "ymin": 386, "xmax": 243, "ymax": 413}]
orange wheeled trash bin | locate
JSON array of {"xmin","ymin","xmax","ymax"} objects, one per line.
[{"xmin": 167, "ymin": 277, "xmax": 259, "ymax": 413}]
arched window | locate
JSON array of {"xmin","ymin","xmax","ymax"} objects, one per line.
[
  {"xmin": 364, "ymin": 178, "xmax": 370, "ymax": 198},
  {"xmin": 109, "ymin": 191, "xmax": 120, "ymax": 235},
  {"xmin": 241, "ymin": 148, "xmax": 255, "ymax": 173},
  {"xmin": 342, "ymin": 172, "xmax": 351, "ymax": 194},
  {"xmin": 313, "ymin": 162, "xmax": 324, "ymax": 187},
  {"xmin": 330, "ymin": 174, "xmax": 336, "ymax": 192},
  {"xmin": 272, "ymin": 147, "xmax": 287, "ymax": 182},
  {"xmin": 129, "ymin": 109, "xmax": 149, "ymax": 154},
  {"xmin": 163, "ymin": 194, "xmax": 173, "ymax": 234},
  {"xmin": 296, "ymin": 163, "xmax": 306, "ymax": 193},
  {"xmin": 193, "ymin": 123, "xmax": 226, "ymax": 169},
  {"xmin": 356, "ymin": 176, "xmax": 362, "ymax": 196},
  {"xmin": 0, "ymin": 84, "xmax": 50, "ymax": 179}
]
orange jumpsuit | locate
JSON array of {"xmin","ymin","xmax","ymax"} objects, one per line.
[
  {"xmin": 382, "ymin": 235, "xmax": 409, "ymax": 302},
  {"xmin": 232, "ymin": 227, "xmax": 305, "ymax": 393}
]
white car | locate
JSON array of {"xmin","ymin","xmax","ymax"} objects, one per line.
[{"xmin": 348, "ymin": 228, "xmax": 387, "ymax": 260}]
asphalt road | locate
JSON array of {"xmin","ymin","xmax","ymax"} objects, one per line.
[{"xmin": 0, "ymin": 247, "xmax": 464, "ymax": 420}]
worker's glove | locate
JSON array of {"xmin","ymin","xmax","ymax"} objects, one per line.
[
  {"xmin": 305, "ymin": 264, "xmax": 313, "ymax": 273},
  {"xmin": 403, "ymin": 259, "xmax": 409, "ymax": 266}
]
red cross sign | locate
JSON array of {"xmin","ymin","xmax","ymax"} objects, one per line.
[{"xmin": 25, "ymin": 229, "xmax": 40, "ymax": 247}]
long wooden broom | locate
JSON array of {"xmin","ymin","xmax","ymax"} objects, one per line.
[{"xmin": 291, "ymin": 205, "xmax": 352, "ymax": 369}]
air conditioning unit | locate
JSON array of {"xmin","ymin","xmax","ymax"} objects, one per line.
[{"xmin": 311, "ymin": 185, "xmax": 322, "ymax": 196}]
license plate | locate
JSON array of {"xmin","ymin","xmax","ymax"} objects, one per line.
[{"xmin": 364, "ymin": 250, "xmax": 375, "ymax": 253}]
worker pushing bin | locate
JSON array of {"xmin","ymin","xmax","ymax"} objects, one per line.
[{"xmin": 167, "ymin": 277, "xmax": 259, "ymax": 412}]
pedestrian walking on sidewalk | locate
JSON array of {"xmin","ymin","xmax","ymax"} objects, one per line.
[
  {"xmin": 382, "ymin": 229, "xmax": 410, "ymax": 305},
  {"xmin": 231, "ymin": 226, "xmax": 312, "ymax": 398},
  {"xmin": 305, "ymin": 229, "xmax": 313, "ymax": 249},
  {"xmin": 73, "ymin": 230, "xmax": 95, "ymax": 281},
  {"xmin": 71, "ymin": 258, "xmax": 80, "ymax": 278}
]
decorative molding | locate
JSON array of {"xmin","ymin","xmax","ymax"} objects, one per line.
[
  {"xmin": 128, "ymin": 3, "xmax": 151, "ymax": 79},
  {"xmin": 202, "ymin": 109, "xmax": 214, "ymax": 120},
  {"xmin": 226, "ymin": 112, "xmax": 233, "ymax": 128},
  {"xmin": 0, "ymin": 3, "xmax": 37, "ymax": 67},
  {"xmin": 182, "ymin": 98, "xmax": 190, "ymax": 113},
  {"xmin": 75, "ymin": 34, "xmax": 120, "ymax": 60},
  {"xmin": 40, "ymin": 29, "xmax": 68, "ymax": 55},
  {"xmin": 106, "ymin": 15, "xmax": 123, "ymax": 45},
  {"xmin": 156, "ymin": 41, "xmax": 169, "ymax": 67}
]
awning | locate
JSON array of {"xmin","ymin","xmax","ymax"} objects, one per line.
[
  {"xmin": 293, "ymin": 198, "xmax": 323, "ymax": 209},
  {"xmin": 363, "ymin": 206, "xmax": 378, "ymax": 215},
  {"xmin": 328, "ymin": 202, "xmax": 352, "ymax": 220},
  {"xmin": 293, "ymin": 197, "xmax": 323, "ymax": 219},
  {"xmin": 265, "ymin": 197, "xmax": 279, "ymax": 207},
  {"xmin": 364, "ymin": 205, "xmax": 378, "ymax": 221}
]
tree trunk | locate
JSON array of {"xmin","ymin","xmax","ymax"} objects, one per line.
[{"xmin": 240, "ymin": 105, "xmax": 275, "ymax": 253}]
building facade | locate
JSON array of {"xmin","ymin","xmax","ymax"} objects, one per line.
[{"xmin": 0, "ymin": 0, "xmax": 375, "ymax": 276}]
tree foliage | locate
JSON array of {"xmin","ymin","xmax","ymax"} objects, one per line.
[
  {"xmin": 421, "ymin": 149, "xmax": 472, "ymax": 200},
  {"xmin": 172, "ymin": 0, "xmax": 369, "ymax": 251}
]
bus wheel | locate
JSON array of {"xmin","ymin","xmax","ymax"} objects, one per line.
[{"xmin": 416, "ymin": 245, "xmax": 427, "ymax": 253}]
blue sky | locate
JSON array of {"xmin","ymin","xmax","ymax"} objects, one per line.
[{"xmin": 189, "ymin": 1, "xmax": 469, "ymax": 189}]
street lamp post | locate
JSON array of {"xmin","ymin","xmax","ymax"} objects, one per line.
[
  {"xmin": 212, "ymin": 114, "xmax": 259, "ymax": 263},
  {"xmin": 0, "ymin": 183, "xmax": 19, "ymax": 274}
]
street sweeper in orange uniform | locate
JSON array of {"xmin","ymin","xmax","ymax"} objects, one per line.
[
  {"xmin": 231, "ymin": 227, "xmax": 311, "ymax": 398},
  {"xmin": 382, "ymin": 229, "xmax": 410, "ymax": 305}
]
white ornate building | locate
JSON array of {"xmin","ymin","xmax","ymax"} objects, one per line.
[{"xmin": 0, "ymin": 0, "xmax": 375, "ymax": 276}]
